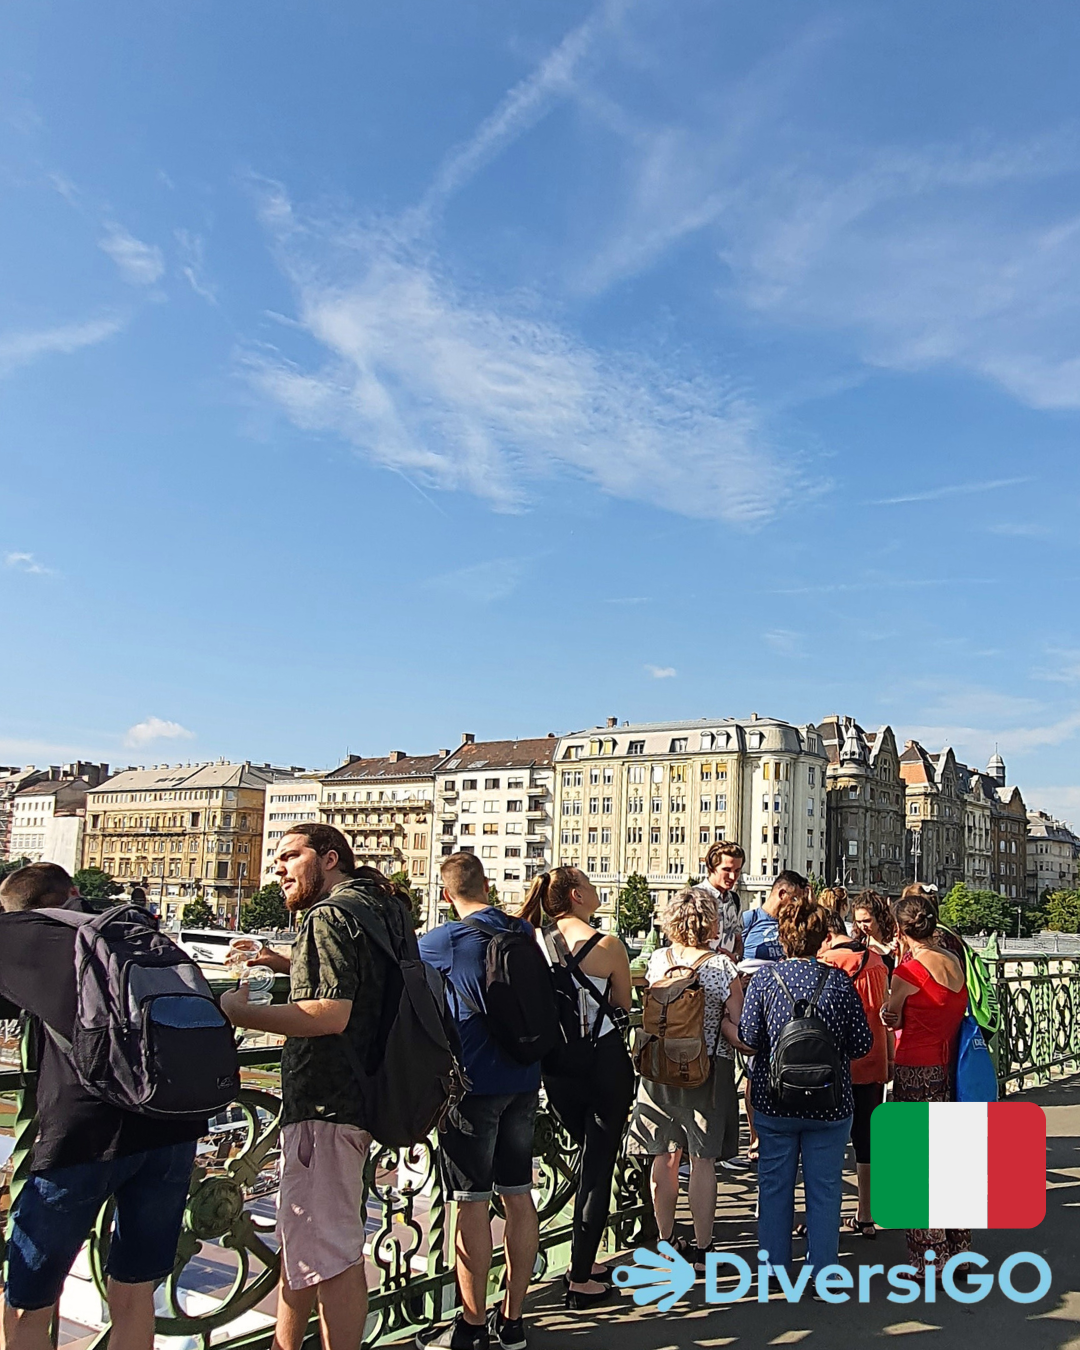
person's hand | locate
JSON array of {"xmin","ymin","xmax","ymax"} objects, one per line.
[
  {"xmin": 219, "ymin": 985, "xmax": 251, "ymax": 1026},
  {"xmin": 247, "ymin": 944, "xmax": 290, "ymax": 975},
  {"xmin": 880, "ymin": 1006, "xmax": 899, "ymax": 1028}
]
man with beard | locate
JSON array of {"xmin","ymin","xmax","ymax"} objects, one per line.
[{"xmin": 221, "ymin": 823, "xmax": 411, "ymax": 1350}]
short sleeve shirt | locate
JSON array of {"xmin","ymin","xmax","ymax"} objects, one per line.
[
  {"xmin": 738, "ymin": 958, "xmax": 873, "ymax": 1120},
  {"xmin": 646, "ymin": 947, "xmax": 738, "ymax": 1060},
  {"xmin": 280, "ymin": 878, "xmax": 410, "ymax": 1128},
  {"xmin": 692, "ymin": 882, "xmax": 743, "ymax": 954},
  {"xmin": 741, "ymin": 905, "xmax": 780, "ymax": 959},
  {"xmin": 418, "ymin": 908, "xmax": 541, "ymax": 1097}
]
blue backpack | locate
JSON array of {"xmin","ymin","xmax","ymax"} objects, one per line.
[{"xmin": 954, "ymin": 1011, "xmax": 998, "ymax": 1103}]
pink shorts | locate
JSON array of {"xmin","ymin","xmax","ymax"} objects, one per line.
[{"xmin": 277, "ymin": 1120, "xmax": 371, "ymax": 1290}]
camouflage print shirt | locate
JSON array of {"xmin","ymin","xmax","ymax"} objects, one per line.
[{"xmin": 280, "ymin": 878, "xmax": 410, "ymax": 1128}]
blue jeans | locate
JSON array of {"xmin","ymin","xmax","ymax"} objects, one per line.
[
  {"xmin": 5, "ymin": 1141, "xmax": 197, "ymax": 1310},
  {"xmin": 756, "ymin": 1112, "xmax": 852, "ymax": 1271}
]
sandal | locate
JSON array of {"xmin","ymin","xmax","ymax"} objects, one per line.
[
  {"xmin": 843, "ymin": 1215, "xmax": 877, "ymax": 1239},
  {"xmin": 793, "ymin": 1223, "xmax": 807, "ymax": 1238}
]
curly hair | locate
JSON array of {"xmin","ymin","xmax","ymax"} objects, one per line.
[
  {"xmin": 661, "ymin": 887, "xmax": 718, "ymax": 948},
  {"xmin": 818, "ymin": 886, "xmax": 849, "ymax": 919},
  {"xmin": 777, "ymin": 894, "xmax": 830, "ymax": 958},
  {"xmin": 852, "ymin": 889, "xmax": 896, "ymax": 943}
]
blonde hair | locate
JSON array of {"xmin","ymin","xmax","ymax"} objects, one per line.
[
  {"xmin": 818, "ymin": 886, "xmax": 848, "ymax": 919},
  {"xmin": 662, "ymin": 887, "xmax": 718, "ymax": 948}
]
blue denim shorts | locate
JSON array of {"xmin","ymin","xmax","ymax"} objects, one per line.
[
  {"xmin": 4, "ymin": 1141, "xmax": 197, "ymax": 1310},
  {"xmin": 438, "ymin": 1091, "xmax": 538, "ymax": 1202}
]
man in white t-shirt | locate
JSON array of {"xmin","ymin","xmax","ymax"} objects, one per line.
[{"xmin": 691, "ymin": 841, "xmax": 745, "ymax": 960}]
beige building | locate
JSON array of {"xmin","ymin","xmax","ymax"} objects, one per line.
[
  {"xmin": 10, "ymin": 768, "xmax": 110, "ymax": 874},
  {"xmin": 899, "ymin": 743, "xmax": 965, "ymax": 892},
  {"xmin": 260, "ymin": 776, "xmax": 324, "ymax": 880},
  {"xmin": 1027, "ymin": 810, "xmax": 1080, "ymax": 900},
  {"xmin": 957, "ymin": 763, "xmax": 994, "ymax": 891},
  {"xmin": 432, "ymin": 734, "xmax": 557, "ymax": 924},
  {"xmin": 318, "ymin": 750, "xmax": 448, "ymax": 902},
  {"xmin": 551, "ymin": 714, "xmax": 828, "ymax": 927},
  {"xmin": 83, "ymin": 761, "xmax": 288, "ymax": 924}
]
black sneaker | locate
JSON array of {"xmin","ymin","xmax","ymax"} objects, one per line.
[
  {"xmin": 487, "ymin": 1309, "xmax": 527, "ymax": 1350},
  {"xmin": 416, "ymin": 1314, "xmax": 489, "ymax": 1350}
]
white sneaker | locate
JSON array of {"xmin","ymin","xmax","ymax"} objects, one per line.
[{"xmin": 719, "ymin": 1156, "xmax": 751, "ymax": 1171}]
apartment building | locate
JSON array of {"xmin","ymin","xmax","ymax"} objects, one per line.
[
  {"xmin": 899, "ymin": 743, "xmax": 965, "ymax": 892},
  {"xmin": 1027, "ymin": 810, "xmax": 1080, "ymax": 900},
  {"xmin": 9, "ymin": 764, "xmax": 111, "ymax": 873},
  {"xmin": 432, "ymin": 734, "xmax": 557, "ymax": 923},
  {"xmin": 318, "ymin": 750, "xmax": 448, "ymax": 906},
  {"xmin": 957, "ymin": 763, "xmax": 995, "ymax": 891},
  {"xmin": 259, "ymin": 775, "xmax": 325, "ymax": 879},
  {"xmin": 817, "ymin": 717, "xmax": 904, "ymax": 895},
  {"xmin": 83, "ymin": 761, "xmax": 289, "ymax": 923},
  {"xmin": 551, "ymin": 714, "xmax": 828, "ymax": 926},
  {"xmin": 1, "ymin": 766, "xmax": 48, "ymax": 859}
]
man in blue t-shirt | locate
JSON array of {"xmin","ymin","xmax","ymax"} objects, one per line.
[
  {"xmin": 741, "ymin": 870, "xmax": 808, "ymax": 961},
  {"xmin": 416, "ymin": 853, "xmax": 539, "ymax": 1350}
]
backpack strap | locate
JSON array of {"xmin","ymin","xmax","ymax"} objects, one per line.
[
  {"xmin": 772, "ymin": 962, "xmax": 830, "ymax": 1017},
  {"xmin": 543, "ymin": 927, "xmax": 620, "ymax": 1044},
  {"xmin": 308, "ymin": 893, "xmax": 411, "ymax": 966}
]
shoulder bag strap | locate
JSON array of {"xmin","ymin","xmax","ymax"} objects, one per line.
[{"xmin": 806, "ymin": 962, "xmax": 831, "ymax": 1013}]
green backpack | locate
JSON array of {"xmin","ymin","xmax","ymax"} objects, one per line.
[{"xmin": 940, "ymin": 924, "xmax": 1000, "ymax": 1037}]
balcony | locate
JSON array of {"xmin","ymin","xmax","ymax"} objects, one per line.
[{"xmin": 526, "ymin": 808, "xmax": 548, "ymax": 821}]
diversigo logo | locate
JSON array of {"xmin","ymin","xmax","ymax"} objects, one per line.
[{"xmin": 613, "ymin": 1102, "xmax": 1050, "ymax": 1311}]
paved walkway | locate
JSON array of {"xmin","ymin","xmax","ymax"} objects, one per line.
[{"xmin": 524, "ymin": 1073, "xmax": 1080, "ymax": 1349}]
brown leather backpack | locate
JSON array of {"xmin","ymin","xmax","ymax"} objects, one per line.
[{"xmin": 634, "ymin": 950, "xmax": 717, "ymax": 1089}]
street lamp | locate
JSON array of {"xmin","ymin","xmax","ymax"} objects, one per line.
[{"xmin": 908, "ymin": 828, "xmax": 922, "ymax": 883}]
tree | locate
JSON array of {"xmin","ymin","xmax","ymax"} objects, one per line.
[
  {"xmin": 239, "ymin": 882, "xmax": 289, "ymax": 933},
  {"xmin": 616, "ymin": 873, "xmax": 654, "ymax": 937},
  {"xmin": 487, "ymin": 882, "xmax": 501, "ymax": 909},
  {"xmin": 939, "ymin": 883, "xmax": 1043, "ymax": 939},
  {"xmin": 182, "ymin": 896, "xmax": 216, "ymax": 927},
  {"xmin": 389, "ymin": 869, "xmax": 426, "ymax": 930},
  {"xmin": 0, "ymin": 856, "xmax": 31, "ymax": 881},
  {"xmin": 73, "ymin": 867, "xmax": 122, "ymax": 901},
  {"xmin": 1043, "ymin": 889, "xmax": 1080, "ymax": 934}
]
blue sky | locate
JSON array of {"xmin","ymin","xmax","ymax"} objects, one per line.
[{"xmin": 3, "ymin": 1, "xmax": 1080, "ymax": 824}]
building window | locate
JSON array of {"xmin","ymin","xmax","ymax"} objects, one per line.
[
  {"xmin": 701, "ymin": 798, "xmax": 711, "ymax": 812},
  {"xmin": 460, "ymin": 823, "xmax": 475, "ymax": 836},
  {"xmin": 602, "ymin": 796, "xmax": 612, "ymax": 814},
  {"xmin": 462, "ymin": 779, "xmax": 477, "ymax": 790},
  {"xmin": 481, "ymin": 846, "xmax": 498, "ymax": 858},
  {"xmin": 808, "ymin": 767, "xmax": 816, "ymax": 787},
  {"xmin": 505, "ymin": 846, "xmax": 521, "ymax": 857},
  {"xmin": 716, "ymin": 794, "xmax": 727, "ymax": 812},
  {"xmin": 587, "ymin": 857, "xmax": 597, "ymax": 872},
  {"xmin": 651, "ymin": 798, "xmax": 663, "ymax": 813},
  {"xmin": 601, "ymin": 828, "xmax": 611, "ymax": 845},
  {"xmin": 589, "ymin": 797, "xmax": 600, "ymax": 814},
  {"xmin": 507, "ymin": 799, "xmax": 523, "ymax": 812},
  {"xmin": 847, "ymin": 840, "xmax": 858, "ymax": 857},
  {"xmin": 483, "ymin": 823, "xmax": 499, "ymax": 835},
  {"xmin": 628, "ymin": 740, "xmax": 645, "ymax": 755},
  {"xmin": 669, "ymin": 738, "xmax": 688, "ymax": 753},
  {"xmin": 484, "ymin": 777, "xmax": 500, "ymax": 790},
  {"xmin": 650, "ymin": 828, "xmax": 661, "ymax": 845}
]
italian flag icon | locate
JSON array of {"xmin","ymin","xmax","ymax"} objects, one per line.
[{"xmin": 871, "ymin": 1101, "xmax": 1046, "ymax": 1229}]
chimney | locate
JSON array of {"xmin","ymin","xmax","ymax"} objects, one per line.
[
  {"xmin": 437, "ymin": 749, "xmax": 450, "ymax": 759},
  {"xmin": 750, "ymin": 712, "xmax": 758, "ymax": 722},
  {"xmin": 388, "ymin": 750, "xmax": 406, "ymax": 763},
  {"xmin": 606, "ymin": 716, "xmax": 618, "ymax": 728},
  {"xmin": 461, "ymin": 732, "xmax": 475, "ymax": 745}
]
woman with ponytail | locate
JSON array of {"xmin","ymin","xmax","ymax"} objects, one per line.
[{"xmin": 519, "ymin": 869, "xmax": 633, "ymax": 1309}]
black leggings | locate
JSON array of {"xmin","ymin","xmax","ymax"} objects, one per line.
[
  {"xmin": 850, "ymin": 1082, "xmax": 884, "ymax": 1164},
  {"xmin": 543, "ymin": 1033, "xmax": 636, "ymax": 1282}
]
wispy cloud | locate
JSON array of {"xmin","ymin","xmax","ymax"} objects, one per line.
[
  {"xmin": 175, "ymin": 229, "xmax": 217, "ymax": 303},
  {"xmin": 415, "ymin": 8, "xmax": 602, "ymax": 224},
  {"xmin": 904, "ymin": 712, "xmax": 1080, "ymax": 759},
  {"xmin": 123, "ymin": 717, "xmax": 196, "ymax": 749},
  {"xmin": 99, "ymin": 226, "xmax": 164, "ymax": 285},
  {"xmin": 0, "ymin": 315, "xmax": 126, "ymax": 378},
  {"xmin": 867, "ymin": 477, "xmax": 1030, "ymax": 507},
  {"xmin": 248, "ymin": 191, "xmax": 791, "ymax": 524},
  {"xmin": 1033, "ymin": 649, "xmax": 1080, "ymax": 684},
  {"xmin": 424, "ymin": 558, "xmax": 526, "ymax": 604},
  {"xmin": 645, "ymin": 664, "xmax": 677, "ymax": 679},
  {"xmin": 773, "ymin": 576, "xmax": 995, "ymax": 596},
  {"xmin": 4, "ymin": 551, "xmax": 57, "ymax": 576},
  {"xmin": 605, "ymin": 596, "xmax": 650, "ymax": 605},
  {"xmin": 1024, "ymin": 785, "xmax": 1080, "ymax": 831},
  {"xmin": 763, "ymin": 628, "xmax": 803, "ymax": 656}
]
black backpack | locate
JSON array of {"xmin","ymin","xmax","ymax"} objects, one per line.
[
  {"xmin": 767, "ymin": 964, "xmax": 844, "ymax": 1114},
  {"xmin": 457, "ymin": 914, "xmax": 560, "ymax": 1065},
  {"xmin": 312, "ymin": 894, "xmax": 468, "ymax": 1147},
  {"xmin": 540, "ymin": 927, "xmax": 620, "ymax": 1077},
  {"xmin": 37, "ymin": 903, "xmax": 239, "ymax": 1119}
]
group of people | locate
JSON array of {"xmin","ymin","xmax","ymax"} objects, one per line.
[{"xmin": 0, "ymin": 830, "xmax": 974, "ymax": 1350}]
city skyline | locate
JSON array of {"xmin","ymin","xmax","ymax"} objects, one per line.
[{"xmin": 3, "ymin": 2, "xmax": 1080, "ymax": 827}]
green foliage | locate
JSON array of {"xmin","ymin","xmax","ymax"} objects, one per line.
[
  {"xmin": 72, "ymin": 867, "xmax": 122, "ymax": 901},
  {"xmin": 1043, "ymin": 889, "xmax": 1080, "ymax": 934},
  {"xmin": 487, "ymin": 882, "xmax": 500, "ymax": 909},
  {"xmin": 239, "ymin": 881, "xmax": 289, "ymax": 933},
  {"xmin": 181, "ymin": 896, "xmax": 217, "ymax": 927},
  {"xmin": 807, "ymin": 872, "xmax": 826, "ymax": 900},
  {"xmin": 939, "ymin": 882, "xmax": 1043, "ymax": 938},
  {"xmin": 0, "ymin": 856, "xmax": 31, "ymax": 881},
  {"xmin": 389, "ymin": 869, "xmax": 426, "ymax": 930},
  {"xmin": 617, "ymin": 872, "xmax": 655, "ymax": 937}
]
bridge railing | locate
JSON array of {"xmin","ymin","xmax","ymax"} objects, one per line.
[{"xmin": 3, "ymin": 953, "xmax": 1078, "ymax": 1347}]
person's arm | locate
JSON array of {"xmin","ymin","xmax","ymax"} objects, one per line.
[
  {"xmin": 596, "ymin": 933, "xmax": 632, "ymax": 1012},
  {"xmin": 881, "ymin": 973, "xmax": 918, "ymax": 1028},
  {"xmin": 220, "ymin": 984, "xmax": 351, "ymax": 1036},
  {"xmin": 845, "ymin": 983, "xmax": 873, "ymax": 1060},
  {"xmin": 719, "ymin": 971, "xmax": 754, "ymax": 1053},
  {"xmin": 737, "ymin": 971, "xmax": 766, "ymax": 1051}
]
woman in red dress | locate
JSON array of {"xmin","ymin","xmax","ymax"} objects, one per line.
[{"xmin": 882, "ymin": 892, "xmax": 969, "ymax": 1272}]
